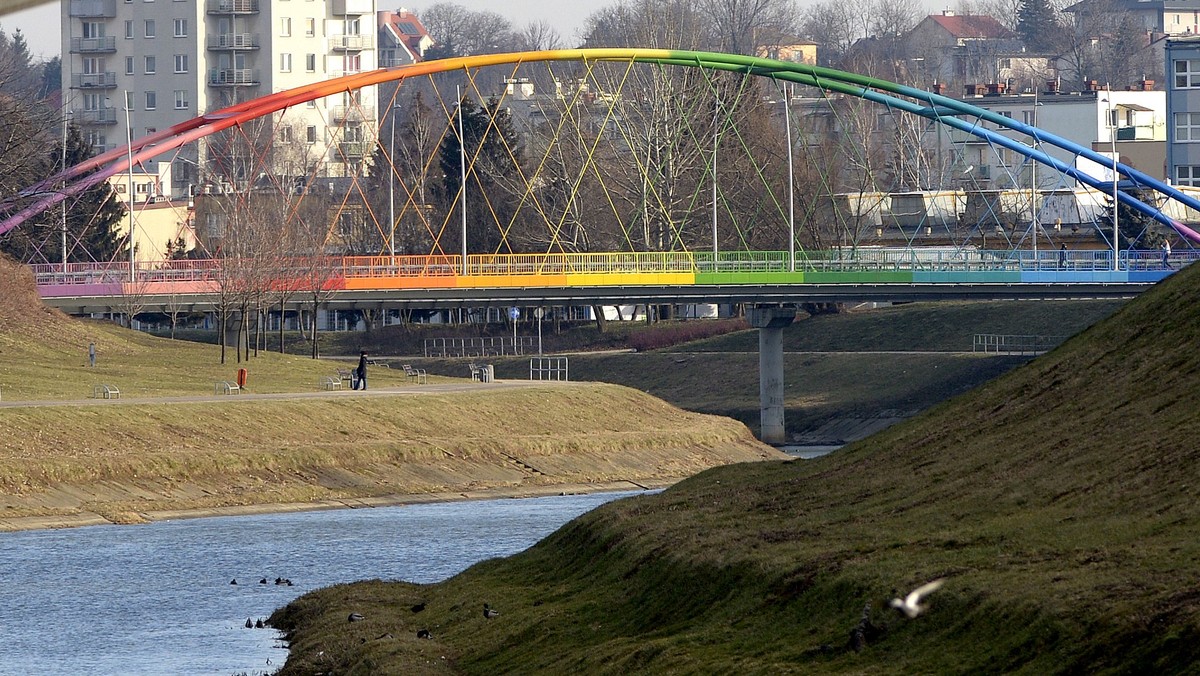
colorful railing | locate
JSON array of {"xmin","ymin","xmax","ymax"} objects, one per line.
[{"xmin": 30, "ymin": 249, "xmax": 1193, "ymax": 299}]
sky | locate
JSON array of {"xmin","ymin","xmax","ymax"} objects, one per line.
[{"xmin": 1, "ymin": 0, "xmax": 600, "ymax": 60}]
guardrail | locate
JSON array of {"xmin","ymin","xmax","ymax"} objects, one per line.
[
  {"xmin": 424, "ymin": 336, "xmax": 534, "ymax": 358},
  {"xmin": 972, "ymin": 334, "xmax": 1066, "ymax": 355}
]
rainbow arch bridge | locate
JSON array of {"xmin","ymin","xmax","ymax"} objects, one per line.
[{"xmin": 5, "ymin": 48, "xmax": 1199, "ymax": 314}]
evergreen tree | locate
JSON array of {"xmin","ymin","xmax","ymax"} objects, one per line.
[
  {"xmin": 2, "ymin": 126, "xmax": 126, "ymax": 264},
  {"xmin": 1016, "ymin": 0, "xmax": 1063, "ymax": 54},
  {"xmin": 1100, "ymin": 185, "xmax": 1159, "ymax": 250},
  {"xmin": 438, "ymin": 96, "xmax": 524, "ymax": 254}
]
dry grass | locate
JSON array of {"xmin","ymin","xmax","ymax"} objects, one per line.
[{"xmin": 270, "ymin": 269, "xmax": 1200, "ymax": 673}]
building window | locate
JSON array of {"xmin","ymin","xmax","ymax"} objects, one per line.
[
  {"xmin": 174, "ymin": 54, "xmax": 188, "ymax": 73},
  {"xmin": 280, "ymin": 53, "xmax": 292, "ymax": 72},
  {"xmin": 1175, "ymin": 59, "xmax": 1200, "ymax": 88},
  {"xmin": 280, "ymin": 17, "xmax": 292, "ymax": 37},
  {"xmin": 125, "ymin": 20, "xmax": 133, "ymax": 39},
  {"xmin": 306, "ymin": 125, "xmax": 317, "ymax": 143},
  {"xmin": 144, "ymin": 19, "xmax": 155, "ymax": 38},
  {"xmin": 145, "ymin": 91, "xmax": 156, "ymax": 110},
  {"xmin": 125, "ymin": 56, "xmax": 134, "ymax": 75},
  {"xmin": 279, "ymin": 127, "xmax": 294, "ymax": 143},
  {"xmin": 173, "ymin": 18, "xmax": 187, "ymax": 37},
  {"xmin": 1175, "ymin": 112, "xmax": 1200, "ymax": 141},
  {"xmin": 174, "ymin": 89, "xmax": 189, "ymax": 109},
  {"xmin": 145, "ymin": 56, "xmax": 156, "ymax": 74},
  {"xmin": 305, "ymin": 53, "xmax": 316, "ymax": 72},
  {"xmin": 305, "ymin": 18, "xmax": 315, "ymax": 36},
  {"xmin": 1177, "ymin": 165, "xmax": 1200, "ymax": 186}
]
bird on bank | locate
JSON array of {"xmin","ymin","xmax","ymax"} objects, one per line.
[
  {"xmin": 416, "ymin": 629, "xmax": 432, "ymax": 639},
  {"xmin": 244, "ymin": 618, "xmax": 253, "ymax": 629},
  {"xmin": 483, "ymin": 603, "xmax": 500, "ymax": 619},
  {"xmin": 411, "ymin": 602, "xmax": 426, "ymax": 613},
  {"xmin": 890, "ymin": 579, "xmax": 945, "ymax": 618}
]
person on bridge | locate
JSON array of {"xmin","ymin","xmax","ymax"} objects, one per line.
[
  {"xmin": 1162, "ymin": 239, "xmax": 1173, "ymax": 269},
  {"xmin": 354, "ymin": 351, "xmax": 368, "ymax": 390},
  {"xmin": 1058, "ymin": 244, "xmax": 1067, "ymax": 270}
]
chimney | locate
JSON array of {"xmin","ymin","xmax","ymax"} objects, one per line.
[
  {"xmin": 942, "ymin": 9, "xmax": 955, "ymax": 16},
  {"xmin": 932, "ymin": 82, "xmax": 945, "ymax": 95},
  {"xmin": 1140, "ymin": 78, "xmax": 1155, "ymax": 91},
  {"xmin": 1085, "ymin": 80, "xmax": 1099, "ymax": 92},
  {"xmin": 964, "ymin": 83, "xmax": 982, "ymax": 96},
  {"xmin": 986, "ymin": 82, "xmax": 1006, "ymax": 96},
  {"xmin": 1045, "ymin": 79, "xmax": 1059, "ymax": 94}
]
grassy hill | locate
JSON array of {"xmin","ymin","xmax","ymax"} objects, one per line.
[{"xmin": 269, "ymin": 270, "xmax": 1200, "ymax": 672}]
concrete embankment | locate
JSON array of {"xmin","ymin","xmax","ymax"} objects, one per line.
[{"xmin": 0, "ymin": 382, "xmax": 784, "ymax": 531}]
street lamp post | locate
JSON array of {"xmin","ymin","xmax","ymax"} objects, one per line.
[
  {"xmin": 457, "ymin": 85, "xmax": 467, "ymax": 276},
  {"xmin": 388, "ymin": 104, "xmax": 400, "ymax": 259},
  {"xmin": 123, "ymin": 91, "xmax": 135, "ymax": 283},
  {"xmin": 712, "ymin": 99, "xmax": 720, "ymax": 258},
  {"xmin": 1105, "ymin": 88, "xmax": 1119, "ymax": 271},
  {"xmin": 62, "ymin": 108, "xmax": 70, "ymax": 274},
  {"xmin": 782, "ymin": 86, "xmax": 795, "ymax": 273}
]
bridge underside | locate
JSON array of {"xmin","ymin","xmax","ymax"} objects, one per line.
[{"xmin": 42, "ymin": 282, "xmax": 1149, "ymax": 315}]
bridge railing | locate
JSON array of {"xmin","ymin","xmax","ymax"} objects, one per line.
[{"xmin": 29, "ymin": 248, "xmax": 1199, "ymax": 289}]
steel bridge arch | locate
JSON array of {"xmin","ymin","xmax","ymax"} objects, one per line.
[{"xmin": 4, "ymin": 48, "xmax": 1197, "ymax": 242}]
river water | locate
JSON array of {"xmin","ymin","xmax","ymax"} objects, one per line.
[{"xmin": 0, "ymin": 490, "xmax": 643, "ymax": 676}]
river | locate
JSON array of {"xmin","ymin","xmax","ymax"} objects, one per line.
[{"xmin": 0, "ymin": 490, "xmax": 645, "ymax": 676}]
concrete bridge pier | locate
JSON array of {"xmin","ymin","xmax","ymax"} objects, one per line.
[{"xmin": 747, "ymin": 305, "xmax": 797, "ymax": 445}]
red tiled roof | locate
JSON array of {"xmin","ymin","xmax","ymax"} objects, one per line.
[{"xmin": 928, "ymin": 14, "xmax": 1014, "ymax": 39}]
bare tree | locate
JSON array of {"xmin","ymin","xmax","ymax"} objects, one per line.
[
  {"xmin": 700, "ymin": 0, "xmax": 801, "ymax": 55},
  {"xmin": 514, "ymin": 21, "xmax": 563, "ymax": 51}
]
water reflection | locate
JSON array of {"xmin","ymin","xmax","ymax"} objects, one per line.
[{"xmin": 0, "ymin": 490, "xmax": 643, "ymax": 676}]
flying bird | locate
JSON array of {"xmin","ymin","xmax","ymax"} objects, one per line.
[{"xmin": 889, "ymin": 579, "xmax": 945, "ymax": 618}]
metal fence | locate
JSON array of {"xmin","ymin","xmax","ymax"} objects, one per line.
[
  {"xmin": 423, "ymin": 336, "xmax": 534, "ymax": 358},
  {"xmin": 530, "ymin": 356, "xmax": 569, "ymax": 381},
  {"xmin": 972, "ymin": 334, "xmax": 1066, "ymax": 355}
]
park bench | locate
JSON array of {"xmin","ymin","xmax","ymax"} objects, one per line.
[
  {"xmin": 469, "ymin": 362, "xmax": 493, "ymax": 383},
  {"xmin": 336, "ymin": 367, "xmax": 355, "ymax": 386},
  {"xmin": 320, "ymin": 375, "xmax": 342, "ymax": 391},
  {"xmin": 367, "ymin": 358, "xmax": 390, "ymax": 368},
  {"xmin": 92, "ymin": 383, "xmax": 120, "ymax": 399},
  {"xmin": 402, "ymin": 364, "xmax": 427, "ymax": 384},
  {"xmin": 213, "ymin": 380, "xmax": 240, "ymax": 395}
]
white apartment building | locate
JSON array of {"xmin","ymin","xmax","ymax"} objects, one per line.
[{"xmin": 61, "ymin": 0, "xmax": 378, "ymax": 198}]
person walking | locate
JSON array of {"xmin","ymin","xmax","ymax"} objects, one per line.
[
  {"xmin": 1058, "ymin": 243, "xmax": 1067, "ymax": 270},
  {"xmin": 1162, "ymin": 239, "xmax": 1173, "ymax": 269},
  {"xmin": 354, "ymin": 350, "xmax": 368, "ymax": 390}
]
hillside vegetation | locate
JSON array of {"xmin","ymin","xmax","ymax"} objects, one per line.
[{"xmin": 270, "ymin": 270, "xmax": 1200, "ymax": 672}]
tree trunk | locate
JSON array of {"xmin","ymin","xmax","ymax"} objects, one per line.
[
  {"xmin": 311, "ymin": 299, "xmax": 320, "ymax": 359},
  {"xmin": 219, "ymin": 307, "xmax": 228, "ymax": 364},
  {"xmin": 278, "ymin": 301, "xmax": 287, "ymax": 354},
  {"xmin": 591, "ymin": 305, "xmax": 607, "ymax": 333}
]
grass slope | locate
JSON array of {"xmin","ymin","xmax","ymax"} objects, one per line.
[{"xmin": 270, "ymin": 276, "xmax": 1200, "ymax": 672}]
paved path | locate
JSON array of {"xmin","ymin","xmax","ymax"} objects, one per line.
[{"xmin": 0, "ymin": 379, "xmax": 573, "ymax": 409}]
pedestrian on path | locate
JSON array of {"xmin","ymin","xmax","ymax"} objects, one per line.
[
  {"xmin": 354, "ymin": 350, "xmax": 368, "ymax": 390},
  {"xmin": 1162, "ymin": 239, "xmax": 1173, "ymax": 269}
]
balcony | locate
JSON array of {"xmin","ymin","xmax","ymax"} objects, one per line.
[
  {"xmin": 336, "ymin": 141, "xmax": 370, "ymax": 158},
  {"xmin": 330, "ymin": 104, "xmax": 374, "ymax": 124},
  {"xmin": 208, "ymin": 68, "xmax": 259, "ymax": 86},
  {"xmin": 206, "ymin": 0, "xmax": 259, "ymax": 14},
  {"xmin": 331, "ymin": 0, "xmax": 372, "ymax": 15},
  {"xmin": 68, "ymin": 0, "xmax": 116, "ymax": 17},
  {"xmin": 329, "ymin": 69, "xmax": 362, "ymax": 79},
  {"xmin": 71, "ymin": 71, "xmax": 118, "ymax": 89},
  {"xmin": 207, "ymin": 33, "xmax": 260, "ymax": 50},
  {"xmin": 70, "ymin": 36, "xmax": 117, "ymax": 53},
  {"xmin": 75, "ymin": 108, "xmax": 118, "ymax": 125},
  {"xmin": 329, "ymin": 34, "xmax": 374, "ymax": 51}
]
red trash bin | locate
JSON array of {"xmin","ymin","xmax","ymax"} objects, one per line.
[{"xmin": 236, "ymin": 368, "xmax": 247, "ymax": 388}]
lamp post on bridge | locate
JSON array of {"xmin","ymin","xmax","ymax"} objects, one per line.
[
  {"xmin": 457, "ymin": 85, "xmax": 467, "ymax": 276},
  {"xmin": 388, "ymin": 104, "xmax": 401, "ymax": 259}
]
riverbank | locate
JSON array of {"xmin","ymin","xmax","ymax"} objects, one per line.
[{"xmin": 0, "ymin": 382, "xmax": 782, "ymax": 532}]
